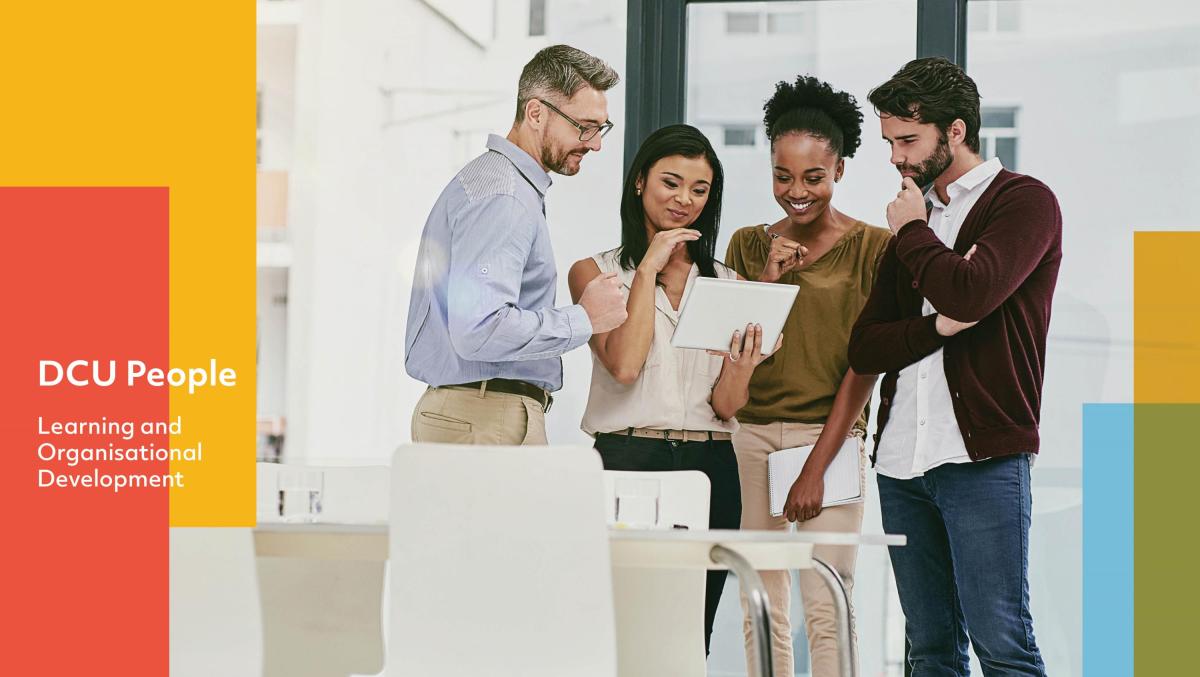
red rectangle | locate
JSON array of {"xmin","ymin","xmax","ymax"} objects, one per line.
[{"xmin": 0, "ymin": 187, "xmax": 168, "ymax": 675}]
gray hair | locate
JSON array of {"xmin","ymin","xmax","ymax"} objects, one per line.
[{"xmin": 515, "ymin": 44, "xmax": 619, "ymax": 122}]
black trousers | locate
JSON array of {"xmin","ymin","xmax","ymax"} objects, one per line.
[{"xmin": 594, "ymin": 432, "xmax": 742, "ymax": 654}]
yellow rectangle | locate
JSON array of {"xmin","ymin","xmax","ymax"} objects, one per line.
[
  {"xmin": 1134, "ymin": 232, "xmax": 1200, "ymax": 403},
  {"xmin": 0, "ymin": 3, "xmax": 256, "ymax": 525}
]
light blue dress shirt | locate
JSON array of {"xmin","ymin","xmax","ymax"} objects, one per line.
[{"xmin": 404, "ymin": 134, "xmax": 593, "ymax": 392}]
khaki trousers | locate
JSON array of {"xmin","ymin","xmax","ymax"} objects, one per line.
[
  {"xmin": 410, "ymin": 385, "xmax": 548, "ymax": 445},
  {"xmin": 734, "ymin": 421, "xmax": 865, "ymax": 677}
]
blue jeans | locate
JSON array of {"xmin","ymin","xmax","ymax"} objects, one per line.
[{"xmin": 878, "ymin": 453, "xmax": 1045, "ymax": 676}]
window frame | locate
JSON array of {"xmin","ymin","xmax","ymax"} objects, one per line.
[
  {"xmin": 623, "ymin": 0, "xmax": 969, "ymax": 173},
  {"xmin": 529, "ymin": 0, "xmax": 546, "ymax": 37},
  {"xmin": 721, "ymin": 123, "xmax": 759, "ymax": 147},
  {"xmin": 979, "ymin": 104, "xmax": 1020, "ymax": 170}
]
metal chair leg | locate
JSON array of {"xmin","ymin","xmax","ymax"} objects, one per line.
[
  {"xmin": 812, "ymin": 556, "xmax": 856, "ymax": 677},
  {"xmin": 710, "ymin": 545, "xmax": 773, "ymax": 677}
]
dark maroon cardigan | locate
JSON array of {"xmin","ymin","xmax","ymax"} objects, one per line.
[{"xmin": 848, "ymin": 169, "xmax": 1062, "ymax": 461}]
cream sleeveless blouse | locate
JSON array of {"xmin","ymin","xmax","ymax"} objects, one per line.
[{"xmin": 580, "ymin": 248, "xmax": 740, "ymax": 436}]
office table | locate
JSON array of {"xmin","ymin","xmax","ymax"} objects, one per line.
[{"xmin": 255, "ymin": 523, "xmax": 903, "ymax": 677}]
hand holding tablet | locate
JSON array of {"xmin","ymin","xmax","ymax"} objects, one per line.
[
  {"xmin": 670, "ymin": 277, "xmax": 799, "ymax": 353},
  {"xmin": 707, "ymin": 322, "xmax": 783, "ymax": 369}
]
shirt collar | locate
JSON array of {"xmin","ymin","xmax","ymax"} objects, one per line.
[
  {"xmin": 927, "ymin": 156, "xmax": 1003, "ymax": 208},
  {"xmin": 486, "ymin": 134, "xmax": 553, "ymax": 196}
]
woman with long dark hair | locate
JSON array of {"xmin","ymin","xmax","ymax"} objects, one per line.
[
  {"xmin": 723, "ymin": 76, "xmax": 891, "ymax": 677},
  {"xmin": 567, "ymin": 123, "xmax": 777, "ymax": 653}
]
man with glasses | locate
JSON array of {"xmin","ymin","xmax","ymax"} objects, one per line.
[{"xmin": 405, "ymin": 44, "xmax": 627, "ymax": 445}]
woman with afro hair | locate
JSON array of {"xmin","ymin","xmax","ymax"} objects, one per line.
[{"xmin": 723, "ymin": 76, "xmax": 891, "ymax": 677}]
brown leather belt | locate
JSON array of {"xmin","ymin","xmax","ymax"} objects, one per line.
[
  {"xmin": 623, "ymin": 427, "xmax": 732, "ymax": 442},
  {"xmin": 443, "ymin": 379, "xmax": 553, "ymax": 413}
]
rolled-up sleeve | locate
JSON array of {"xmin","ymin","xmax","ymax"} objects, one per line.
[{"xmin": 446, "ymin": 194, "xmax": 592, "ymax": 362}]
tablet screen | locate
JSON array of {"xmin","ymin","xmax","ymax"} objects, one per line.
[{"xmin": 669, "ymin": 277, "xmax": 799, "ymax": 353}]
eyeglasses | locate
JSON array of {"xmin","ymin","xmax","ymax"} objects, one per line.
[{"xmin": 538, "ymin": 98, "xmax": 614, "ymax": 142}]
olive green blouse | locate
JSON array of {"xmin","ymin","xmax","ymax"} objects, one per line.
[{"xmin": 724, "ymin": 221, "xmax": 892, "ymax": 430}]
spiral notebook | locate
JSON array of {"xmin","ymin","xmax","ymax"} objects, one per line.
[{"xmin": 767, "ymin": 437, "xmax": 863, "ymax": 517}]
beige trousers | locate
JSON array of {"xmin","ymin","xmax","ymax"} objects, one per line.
[
  {"xmin": 734, "ymin": 421, "xmax": 865, "ymax": 677},
  {"xmin": 411, "ymin": 385, "xmax": 548, "ymax": 445}
]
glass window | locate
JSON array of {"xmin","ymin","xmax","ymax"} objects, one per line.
[
  {"xmin": 968, "ymin": 2, "xmax": 991, "ymax": 32},
  {"xmin": 686, "ymin": 5, "xmax": 919, "ymax": 675},
  {"xmin": 969, "ymin": 2, "xmax": 1200, "ymax": 675},
  {"xmin": 993, "ymin": 135, "xmax": 1017, "ymax": 169},
  {"xmin": 722, "ymin": 124, "xmax": 758, "ymax": 147},
  {"xmin": 687, "ymin": 0, "xmax": 916, "ymax": 259},
  {"xmin": 996, "ymin": 0, "xmax": 1021, "ymax": 32},
  {"xmin": 767, "ymin": 11, "xmax": 806, "ymax": 34},
  {"xmin": 529, "ymin": 0, "xmax": 546, "ymax": 37},
  {"xmin": 725, "ymin": 11, "xmax": 762, "ymax": 34},
  {"xmin": 981, "ymin": 106, "xmax": 1017, "ymax": 128},
  {"xmin": 980, "ymin": 105, "xmax": 1019, "ymax": 170},
  {"xmin": 969, "ymin": 0, "xmax": 1022, "ymax": 34}
]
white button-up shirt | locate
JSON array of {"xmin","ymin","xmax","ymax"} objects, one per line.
[
  {"xmin": 580, "ymin": 249, "xmax": 739, "ymax": 436},
  {"xmin": 874, "ymin": 157, "xmax": 1003, "ymax": 480}
]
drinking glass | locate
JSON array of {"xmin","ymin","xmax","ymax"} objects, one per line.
[
  {"xmin": 613, "ymin": 477, "xmax": 661, "ymax": 528},
  {"xmin": 277, "ymin": 468, "xmax": 324, "ymax": 523}
]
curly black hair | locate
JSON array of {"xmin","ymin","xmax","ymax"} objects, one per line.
[
  {"xmin": 762, "ymin": 75, "xmax": 863, "ymax": 158},
  {"xmin": 868, "ymin": 57, "xmax": 981, "ymax": 153}
]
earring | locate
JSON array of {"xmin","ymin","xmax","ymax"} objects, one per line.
[{"xmin": 636, "ymin": 188, "xmax": 642, "ymax": 195}]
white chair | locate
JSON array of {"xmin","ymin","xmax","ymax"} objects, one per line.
[
  {"xmin": 169, "ymin": 528, "xmax": 262, "ymax": 677},
  {"xmin": 254, "ymin": 462, "xmax": 389, "ymax": 677},
  {"xmin": 601, "ymin": 469, "xmax": 710, "ymax": 531},
  {"xmin": 388, "ymin": 444, "xmax": 618, "ymax": 677},
  {"xmin": 603, "ymin": 470, "xmax": 711, "ymax": 677},
  {"xmin": 256, "ymin": 555, "xmax": 386, "ymax": 677}
]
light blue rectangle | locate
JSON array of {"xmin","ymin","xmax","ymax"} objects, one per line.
[{"xmin": 1082, "ymin": 403, "xmax": 1134, "ymax": 676}]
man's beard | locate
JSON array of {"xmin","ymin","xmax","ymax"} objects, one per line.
[
  {"xmin": 542, "ymin": 143, "xmax": 583, "ymax": 176},
  {"xmin": 900, "ymin": 132, "xmax": 953, "ymax": 188}
]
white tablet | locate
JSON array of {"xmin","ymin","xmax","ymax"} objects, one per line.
[{"xmin": 670, "ymin": 277, "xmax": 798, "ymax": 352}]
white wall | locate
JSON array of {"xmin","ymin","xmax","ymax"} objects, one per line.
[
  {"xmin": 257, "ymin": 24, "xmax": 297, "ymax": 171},
  {"xmin": 256, "ymin": 268, "xmax": 288, "ymax": 420},
  {"xmin": 282, "ymin": 0, "xmax": 626, "ymax": 462}
]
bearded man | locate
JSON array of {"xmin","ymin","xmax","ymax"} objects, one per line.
[
  {"xmin": 405, "ymin": 45, "xmax": 627, "ymax": 445},
  {"xmin": 849, "ymin": 57, "xmax": 1062, "ymax": 676}
]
